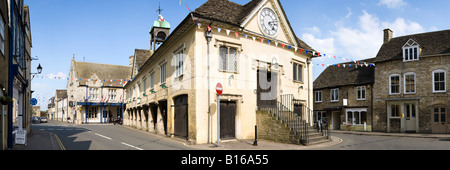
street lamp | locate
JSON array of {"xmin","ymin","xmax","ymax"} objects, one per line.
[
  {"xmin": 31, "ymin": 63, "xmax": 43, "ymax": 80},
  {"xmin": 37, "ymin": 64, "xmax": 42, "ymax": 74}
]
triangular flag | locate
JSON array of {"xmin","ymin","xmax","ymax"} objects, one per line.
[
  {"xmin": 252, "ymin": 36, "xmax": 256, "ymax": 41},
  {"xmin": 343, "ymin": 64, "xmax": 346, "ymax": 68},
  {"xmin": 244, "ymin": 34, "xmax": 248, "ymax": 39},
  {"xmin": 268, "ymin": 40, "xmax": 271, "ymax": 45},
  {"xmin": 294, "ymin": 47, "xmax": 298, "ymax": 52},
  {"xmin": 300, "ymin": 49, "xmax": 303, "ymax": 53},
  {"xmin": 260, "ymin": 38, "xmax": 264, "ymax": 43},
  {"xmin": 334, "ymin": 56, "xmax": 336, "ymax": 59},
  {"xmin": 282, "ymin": 44, "xmax": 285, "ymax": 48},
  {"xmin": 235, "ymin": 32, "xmax": 239, "ymax": 38},
  {"xmin": 275, "ymin": 42, "xmax": 278, "ymax": 46},
  {"xmin": 217, "ymin": 28, "xmax": 222, "ymax": 33},
  {"xmin": 197, "ymin": 23, "xmax": 202, "ymax": 29},
  {"xmin": 305, "ymin": 50, "xmax": 309, "ymax": 54},
  {"xmin": 288, "ymin": 46, "xmax": 291, "ymax": 50},
  {"xmin": 226, "ymin": 29, "xmax": 230, "ymax": 36}
]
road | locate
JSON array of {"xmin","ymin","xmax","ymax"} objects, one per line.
[
  {"xmin": 33, "ymin": 120, "xmax": 193, "ymax": 150},
  {"xmin": 317, "ymin": 133, "xmax": 450, "ymax": 150}
]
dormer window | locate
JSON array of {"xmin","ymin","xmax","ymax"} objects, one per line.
[{"xmin": 403, "ymin": 39, "xmax": 420, "ymax": 62}]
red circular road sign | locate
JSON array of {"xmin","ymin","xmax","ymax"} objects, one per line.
[{"xmin": 216, "ymin": 83, "xmax": 223, "ymax": 95}]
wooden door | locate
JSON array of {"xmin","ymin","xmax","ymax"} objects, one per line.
[
  {"xmin": 220, "ymin": 101, "xmax": 236, "ymax": 140},
  {"xmin": 174, "ymin": 95, "xmax": 188, "ymax": 139},
  {"xmin": 432, "ymin": 106, "xmax": 447, "ymax": 133},
  {"xmin": 257, "ymin": 70, "xmax": 278, "ymax": 110}
]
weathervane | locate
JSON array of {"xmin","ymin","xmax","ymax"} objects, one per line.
[{"xmin": 157, "ymin": 2, "xmax": 163, "ymax": 16}]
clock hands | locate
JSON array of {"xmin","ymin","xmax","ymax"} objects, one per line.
[{"xmin": 268, "ymin": 20, "xmax": 278, "ymax": 31}]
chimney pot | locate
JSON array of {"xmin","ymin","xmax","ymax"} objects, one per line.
[{"xmin": 384, "ymin": 28, "xmax": 393, "ymax": 43}]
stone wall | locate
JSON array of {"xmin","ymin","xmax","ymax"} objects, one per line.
[
  {"xmin": 256, "ymin": 111, "xmax": 298, "ymax": 144},
  {"xmin": 372, "ymin": 55, "xmax": 450, "ymax": 133}
]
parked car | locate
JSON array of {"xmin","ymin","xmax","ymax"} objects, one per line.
[
  {"xmin": 32, "ymin": 116, "xmax": 40, "ymax": 123},
  {"xmin": 39, "ymin": 117, "xmax": 48, "ymax": 123}
]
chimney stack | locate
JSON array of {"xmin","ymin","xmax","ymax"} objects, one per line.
[{"xmin": 384, "ymin": 28, "xmax": 393, "ymax": 43}]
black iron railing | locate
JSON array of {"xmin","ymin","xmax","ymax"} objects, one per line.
[
  {"xmin": 259, "ymin": 94, "xmax": 330, "ymax": 145},
  {"xmin": 260, "ymin": 100, "xmax": 310, "ymax": 145}
]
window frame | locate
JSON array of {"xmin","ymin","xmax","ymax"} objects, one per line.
[
  {"xmin": 404, "ymin": 72, "xmax": 416, "ymax": 94},
  {"xmin": 432, "ymin": 69, "xmax": 446, "ymax": 93},
  {"xmin": 345, "ymin": 109, "xmax": 367, "ymax": 125},
  {"xmin": 219, "ymin": 46, "xmax": 238, "ymax": 73},
  {"xmin": 389, "ymin": 74, "xmax": 401, "ymax": 95},
  {"xmin": 390, "ymin": 104, "xmax": 400, "ymax": 118},
  {"xmin": 149, "ymin": 72, "xmax": 155, "ymax": 91},
  {"xmin": 403, "ymin": 39, "xmax": 420, "ymax": 62},
  {"xmin": 0, "ymin": 15, "xmax": 5, "ymax": 56},
  {"xmin": 293, "ymin": 62, "xmax": 303, "ymax": 83},
  {"xmin": 314, "ymin": 91, "xmax": 322, "ymax": 103},
  {"xmin": 356, "ymin": 86, "xmax": 366, "ymax": 100},
  {"xmin": 330, "ymin": 88, "xmax": 339, "ymax": 102},
  {"xmin": 160, "ymin": 63, "xmax": 166, "ymax": 85},
  {"xmin": 174, "ymin": 48, "xmax": 184, "ymax": 77}
]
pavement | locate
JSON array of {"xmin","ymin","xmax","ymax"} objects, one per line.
[{"xmin": 11, "ymin": 121, "xmax": 450, "ymax": 150}]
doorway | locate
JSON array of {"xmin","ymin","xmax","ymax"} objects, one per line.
[
  {"xmin": 220, "ymin": 101, "xmax": 236, "ymax": 140},
  {"xmin": 173, "ymin": 95, "xmax": 188, "ymax": 139},
  {"xmin": 158, "ymin": 100, "xmax": 168, "ymax": 135},
  {"xmin": 404, "ymin": 103, "xmax": 417, "ymax": 132},
  {"xmin": 432, "ymin": 106, "xmax": 447, "ymax": 133},
  {"xmin": 332, "ymin": 111, "xmax": 341, "ymax": 130},
  {"xmin": 257, "ymin": 69, "xmax": 278, "ymax": 110}
]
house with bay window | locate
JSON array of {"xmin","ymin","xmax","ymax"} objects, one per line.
[
  {"xmin": 314, "ymin": 29, "xmax": 450, "ymax": 134},
  {"xmin": 372, "ymin": 29, "xmax": 450, "ymax": 134},
  {"xmin": 313, "ymin": 58, "xmax": 375, "ymax": 132}
]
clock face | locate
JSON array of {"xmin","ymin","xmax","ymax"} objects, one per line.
[{"xmin": 259, "ymin": 7, "xmax": 279, "ymax": 37}]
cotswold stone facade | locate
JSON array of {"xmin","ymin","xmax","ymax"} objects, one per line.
[
  {"xmin": 124, "ymin": 0, "xmax": 317, "ymax": 144},
  {"xmin": 313, "ymin": 58, "xmax": 375, "ymax": 132},
  {"xmin": 372, "ymin": 29, "xmax": 450, "ymax": 133}
]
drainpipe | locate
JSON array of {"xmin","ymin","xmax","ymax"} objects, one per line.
[
  {"xmin": 205, "ymin": 25, "xmax": 212, "ymax": 143},
  {"xmin": 306, "ymin": 58, "xmax": 312, "ymax": 126},
  {"xmin": 7, "ymin": 1, "xmax": 15, "ymax": 149}
]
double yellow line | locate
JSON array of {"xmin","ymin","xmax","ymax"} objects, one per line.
[{"xmin": 51, "ymin": 132, "xmax": 66, "ymax": 150}]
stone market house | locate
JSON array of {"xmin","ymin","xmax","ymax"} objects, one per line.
[
  {"xmin": 124, "ymin": 0, "xmax": 319, "ymax": 145},
  {"xmin": 313, "ymin": 58, "xmax": 375, "ymax": 131},
  {"xmin": 372, "ymin": 29, "xmax": 450, "ymax": 133},
  {"xmin": 67, "ymin": 57, "xmax": 131, "ymax": 124}
]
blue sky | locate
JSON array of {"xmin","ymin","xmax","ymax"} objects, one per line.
[{"xmin": 28, "ymin": 0, "xmax": 450, "ymax": 110}]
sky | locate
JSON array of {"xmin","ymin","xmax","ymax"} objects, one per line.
[{"xmin": 27, "ymin": 0, "xmax": 450, "ymax": 110}]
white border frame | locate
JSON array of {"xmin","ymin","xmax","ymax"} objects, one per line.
[
  {"xmin": 404, "ymin": 72, "xmax": 416, "ymax": 94},
  {"xmin": 432, "ymin": 69, "xmax": 446, "ymax": 93},
  {"xmin": 389, "ymin": 74, "xmax": 401, "ymax": 95}
]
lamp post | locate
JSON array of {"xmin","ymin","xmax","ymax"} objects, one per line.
[{"xmin": 31, "ymin": 64, "xmax": 43, "ymax": 80}]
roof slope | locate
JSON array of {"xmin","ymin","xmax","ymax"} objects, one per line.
[
  {"xmin": 75, "ymin": 62, "xmax": 131, "ymax": 87},
  {"xmin": 55, "ymin": 90, "xmax": 67, "ymax": 99},
  {"xmin": 193, "ymin": 0, "xmax": 262, "ymax": 26},
  {"xmin": 193, "ymin": 0, "xmax": 314, "ymax": 51},
  {"xmin": 314, "ymin": 58, "xmax": 376, "ymax": 90},
  {"xmin": 375, "ymin": 29, "xmax": 450, "ymax": 63}
]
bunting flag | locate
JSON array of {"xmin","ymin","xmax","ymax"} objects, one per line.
[{"xmin": 191, "ymin": 23, "xmax": 377, "ymax": 68}]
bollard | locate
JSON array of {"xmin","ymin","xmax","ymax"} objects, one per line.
[{"xmin": 253, "ymin": 125, "xmax": 258, "ymax": 146}]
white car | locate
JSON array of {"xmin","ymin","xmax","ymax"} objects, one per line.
[{"xmin": 39, "ymin": 117, "xmax": 48, "ymax": 123}]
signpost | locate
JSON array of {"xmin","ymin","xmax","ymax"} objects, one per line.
[
  {"xmin": 30, "ymin": 98, "xmax": 37, "ymax": 106},
  {"xmin": 215, "ymin": 83, "xmax": 223, "ymax": 147}
]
